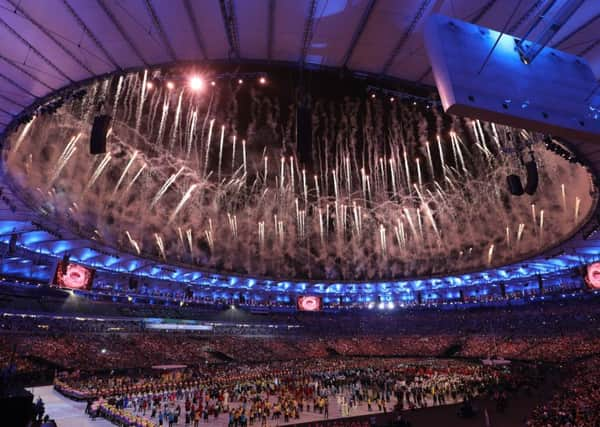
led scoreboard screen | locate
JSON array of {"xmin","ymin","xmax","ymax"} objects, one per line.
[
  {"xmin": 53, "ymin": 261, "xmax": 95, "ymax": 290},
  {"xmin": 584, "ymin": 262, "xmax": 600, "ymax": 290},
  {"xmin": 297, "ymin": 296, "xmax": 323, "ymax": 311}
]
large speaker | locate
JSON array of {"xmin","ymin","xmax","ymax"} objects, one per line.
[
  {"xmin": 296, "ymin": 106, "xmax": 312, "ymax": 169},
  {"xmin": 90, "ymin": 115, "xmax": 111, "ymax": 155},
  {"xmin": 507, "ymin": 175, "xmax": 524, "ymax": 196},
  {"xmin": 524, "ymin": 160, "xmax": 539, "ymax": 195}
]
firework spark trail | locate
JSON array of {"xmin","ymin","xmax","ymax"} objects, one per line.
[
  {"xmin": 403, "ymin": 208, "xmax": 419, "ymax": 240},
  {"xmin": 242, "ymin": 139, "xmax": 247, "ymax": 177},
  {"xmin": 451, "ymin": 133, "xmax": 468, "ymax": 173},
  {"xmin": 112, "ymin": 76, "xmax": 124, "ymax": 118},
  {"xmin": 186, "ymin": 109, "xmax": 198, "ymax": 159},
  {"xmin": 203, "ymin": 119, "xmax": 215, "ymax": 177},
  {"xmin": 123, "ymin": 163, "xmax": 146, "ymax": 196},
  {"xmin": 50, "ymin": 134, "xmax": 80, "ymax": 183},
  {"xmin": 154, "ymin": 233, "xmax": 166, "ymax": 259},
  {"xmin": 437, "ymin": 134, "xmax": 446, "ymax": 178},
  {"xmin": 218, "ymin": 125, "xmax": 225, "ymax": 181},
  {"xmin": 423, "ymin": 203, "xmax": 440, "ymax": 240},
  {"xmin": 491, "ymin": 123, "xmax": 501, "ymax": 150},
  {"xmin": 112, "ymin": 150, "xmax": 138, "ymax": 195},
  {"xmin": 487, "ymin": 244, "xmax": 494, "ymax": 265},
  {"xmin": 135, "ymin": 70, "xmax": 148, "ymax": 131},
  {"xmin": 150, "ymin": 166, "xmax": 185, "ymax": 209},
  {"xmin": 168, "ymin": 184, "xmax": 198, "ymax": 224},
  {"xmin": 231, "ymin": 135, "xmax": 237, "ymax": 173},
  {"xmin": 85, "ymin": 152, "xmax": 111, "ymax": 191},
  {"xmin": 7, "ymin": 71, "xmax": 595, "ymax": 280},
  {"xmin": 125, "ymin": 231, "xmax": 141, "ymax": 254},
  {"xmin": 156, "ymin": 95, "xmax": 170, "ymax": 146},
  {"xmin": 517, "ymin": 223, "xmax": 525, "ymax": 242},
  {"xmin": 169, "ymin": 91, "xmax": 184, "ymax": 150},
  {"xmin": 317, "ymin": 208, "xmax": 324, "ymax": 243},
  {"xmin": 186, "ymin": 229, "xmax": 194, "ymax": 255},
  {"xmin": 379, "ymin": 224, "xmax": 387, "ymax": 254},
  {"xmin": 425, "ymin": 141, "xmax": 434, "ymax": 177},
  {"xmin": 403, "ymin": 150, "xmax": 410, "ymax": 188},
  {"xmin": 13, "ymin": 117, "xmax": 36, "ymax": 153}
]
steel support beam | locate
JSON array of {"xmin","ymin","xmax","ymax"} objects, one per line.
[
  {"xmin": 579, "ymin": 39, "xmax": 600, "ymax": 57},
  {"xmin": 0, "ymin": 54, "xmax": 56, "ymax": 91},
  {"xmin": 508, "ymin": 0, "xmax": 547, "ymax": 35},
  {"xmin": 219, "ymin": 0, "xmax": 240, "ymax": 59},
  {"xmin": 96, "ymin": 0, "xmax": 149, "ymax": 66},
  {"xmin": 418, "ymin": 0, "xmax": 499, "ymax": 82},
  {"xmin": 7, "ymin": 0, "xmax": 95, "ymax": 76},
  {"xmin": 62, "ymin": 0, "xmax": 122, "ymax": 70},
  {"xmin": 0, "ymin": 92, "xmax": 26, "ymax": 109},
  {"xmin": 182, "ymin": 0, "xmax": 208, "ymax": 60},
  {"xmin": 341, "ymin": 0, "xmax": 377, "ymax": 67},
  {"xmin": 144, "ymin": 0, "xmax": 177, "ymax": 62},
  {"xmin": 0, "ymin": 15, "xmax": 73, "ymax": 83},
  {"xmin": 0, "ymin": 106, "xmax": 14, "ymax": 117},
  {"xmin": 299, "ymin": 0, "xmax": 318, "ymax": 65},
  {"xmin": 381, "ymin": 0, "xmax": 432, "ymax": 75},
  {"xmin": 0, "ymin": 72, "xmax": 37, "ymax": 99},
  {"xmin": 553, "ymin": 13, "xmax": 600, "ymax": 49}
]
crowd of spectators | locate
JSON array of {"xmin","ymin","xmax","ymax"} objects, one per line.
[
  {"xmin": 2, "ymin": 331, "xmax": 599, "ymax": 378},
  {"xmin": 0, "ymin": 294, "xmax": 598, "ymax": 376},
  {"xmin": 526, "ymin": 355, "xmax": 600, "ymax": 427}
]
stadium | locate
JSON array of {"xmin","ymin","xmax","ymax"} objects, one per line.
[{"xmin": 0, "ymin": 1, "xmax": 599, "ymax": 426}]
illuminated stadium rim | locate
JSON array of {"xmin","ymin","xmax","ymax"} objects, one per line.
[{"xmin": 0, "ymin": 62, "xmax": 599, "ymax": 297}]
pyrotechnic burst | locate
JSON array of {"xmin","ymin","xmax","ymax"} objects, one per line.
[{"xmin": 5, "ymin": 69, "xmax": 595, "ymax": 280}]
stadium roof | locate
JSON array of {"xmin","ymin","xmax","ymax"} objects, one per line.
[{"xmin": 1, "ymin": 0, "xmax": 600, "ymax": 135}]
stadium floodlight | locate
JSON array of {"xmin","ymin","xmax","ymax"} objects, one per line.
[{"xmin": 189, "ymin": 76, "xmax": 204, "ymax": 91}]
